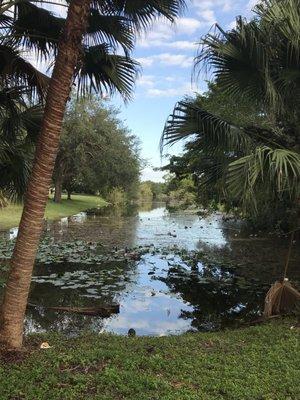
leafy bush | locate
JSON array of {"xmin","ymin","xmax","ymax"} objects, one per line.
[{"xmin": 107, "ymin": 187, "xmax": 127, "ymax": 207}]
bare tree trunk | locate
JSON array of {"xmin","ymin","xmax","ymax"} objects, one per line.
[
  {"xmin": 54, "ymin": 170, "xmax": 63, "ymax": 203},
  {"xmin": 0, "ymin": 0, "xmax": 91, "ymax": 349},
  {"xmin": 67, "ymin": 190, "xmax": 72, "ymax": 200}
]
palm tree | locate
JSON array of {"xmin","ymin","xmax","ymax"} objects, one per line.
[
  {"xmin": 0, "ymin": 0, "xmax": 186, "ymax": 348},
  {"xmin": 162, "ymin": 0, "xmax": 300, "ymax": 218}
]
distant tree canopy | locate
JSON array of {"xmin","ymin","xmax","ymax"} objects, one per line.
[
  {"xmin": 53, "ymin": 96, "xmax": 141, "ymax": 202},
  {"xmin": 138, "ymin": 181, "xmax": 167, "ymax": 202}
]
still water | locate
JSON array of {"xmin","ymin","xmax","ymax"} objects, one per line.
[{"xmin": 2, "ymin": 203, "xmax": 300, "ymax": 336}]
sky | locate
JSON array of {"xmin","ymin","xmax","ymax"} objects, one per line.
[{"xmin": 112, "ymin": 0, "xmax": 258, "ymax": 181}]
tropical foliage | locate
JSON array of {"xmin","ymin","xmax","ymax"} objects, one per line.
[{"xmin": 162, "ymin": 0, "xmax": 300, "ymax": 229}]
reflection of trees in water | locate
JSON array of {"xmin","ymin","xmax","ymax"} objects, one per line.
[
  {"xmin": 196, "ymin": 217, "xmax": 300, "ymax": 281},
  {"xmin": 27, "ymin": 260, "xmax": 138, "ymax": 334},
  {"xmin": 25, "ymin": 308, "xmax": 106, "ymax": 336},
  {"xmin": 159, "ymin": 263, "xmax": 275, "ymax": 331},
  {"xmin": 44, "ymin": 206, "xmax": 140, "ymax": 247},
  {"xmin": 43, "ymin": 202, "xmax": 168, "ymax": 247}
]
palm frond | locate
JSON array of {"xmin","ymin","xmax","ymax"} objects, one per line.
[
  {"xmin": 95, "ymin": 0, "xmax": 186, "ymax": 30},
  {"xmin": 10, "ymin": 2, "xmax": 136, "ymax": 55},
  {"xmin": 161, "ymin": 99, "xmax": 253, "ymax": 154},
  {"xmin": 195, "ymin": 18, "xmax": 281, "ymax": 111},
  {"xmin": 86, "ymin": 10, "xmax": 135, "ymax": 52},
  {"xmin": 0, "ymin": 139, "xmax": 34, "ymax": 200},
  {"xmin": 0, "ymin": 43, "xmax": 49, "ymax": 97},
  {"xmin": 227, "ymin": 147, "xmax": 300, "ymax": 210},
  {"xmin": 77, "ymin": 44, "xmax": 139, "ymax": 100},
  {"xmin": 10, "ymin": 0, "xmax": 63, "ymax": 58}
]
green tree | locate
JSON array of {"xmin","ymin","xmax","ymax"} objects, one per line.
[
  {"xmin": 0, "ymin": 0, "xmax": 186, "ymax": 348},
  {"xmin": 138, "ymin": 182, "xmax": 154, "ymax": 202},
  {"xmin": 162, "ymin": 0, "xmax": 300, "ymax": 227},
  {"xmin": 53, "ymin": 96, "xmax": 140, "ymax": 202}
]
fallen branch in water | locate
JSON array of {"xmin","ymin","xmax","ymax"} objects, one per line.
[{"xmin": 28, "ymin": 303, "xmax": 120, "ymax": 317}]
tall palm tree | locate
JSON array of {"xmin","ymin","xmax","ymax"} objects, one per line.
[
  {"xmin": 162, "ymin": 0, "xmax": 300, "ymax": 217},
  {"xmin": 0, "ymin": 0, "xmax": 186, "ymax": 348}
]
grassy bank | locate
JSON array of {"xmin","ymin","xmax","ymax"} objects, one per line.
[
  {"xmin": 0, "ymin": 319, "xmax": 299, "ymax": 400},
  {"xmin": 0, "ymin": 194, "xmax": 107, "ymax": 230}
]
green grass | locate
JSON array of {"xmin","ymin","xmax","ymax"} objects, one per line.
[
  {"xmin": 0, "ymin": 194, "xmax": 107, "ymax": 230},
  {"xmin": 0, "ymin": 319, "xmax": 299, "ymax": 400}
]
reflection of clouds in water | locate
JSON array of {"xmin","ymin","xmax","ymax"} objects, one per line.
[
  {"xmin": 103, "ymin": 311, "xmax": 192, "ymax": 336},
  {"xmin": 196, "ymin": 214, "xmax": 228, "ymax": 249},
  {"xmin": 24, "ymin": 315, "xmax": 47, "ymax": 334},
  {"xmin": 7, "ymin": 204, "xmax": 290, "ymax": 338},
  {"xmin": 102, "ymin": 285, "xmax": 193, "ymax": 336},
  {"xmin": 136, "ymin": 209, "xmax": 228, "ymax": 250},
  {"xmin": 60, "ymin": 217, "xmax": 69, "ymax": 226},
  {"xmin": 71, "ymin": 212, "xmax": 87, "ymax": 223},
  {"xmin": 139, "ymin": 206, "xmax": 167, "ymax": 219},
  {"xmin": 9, "ymin": 227, "xmax": 18, "ymax": 240}
]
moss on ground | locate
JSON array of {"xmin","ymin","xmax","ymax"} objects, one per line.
[
  {"xmin": 0, "ymin": 194, "xmax": 107, "ymax": 230},
  {"xmin": 0, "ymin": 318, "xmax": 299, "ymax": 400}
]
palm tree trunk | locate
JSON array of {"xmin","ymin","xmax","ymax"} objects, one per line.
[{"xmin": 0, "ymin": 0, "xmax": 91, "ymax": 349}]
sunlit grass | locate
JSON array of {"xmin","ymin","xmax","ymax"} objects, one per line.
[{"xmin": 0, "ymin": 194, "xmax": 107, "ymax": 230}]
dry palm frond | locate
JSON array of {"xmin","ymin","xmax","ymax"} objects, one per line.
[
  {"xmin": 264, "ymin": 230, "xmax": 300, "ymax": 318},
  {"xmin": 264, "ymin": 279, "xmax": 300, "ymax": 318}
]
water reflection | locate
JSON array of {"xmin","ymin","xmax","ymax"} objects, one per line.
[
  {"xmin": 41, "ymin": 204, "xmax": 230, "ymax": 251},
  {"xmin": 1, "ymin": 202, "xmax": 299, "ymax": 336},
  {"xmin": 25, "ymin": 250, "xmax": 300, "ymax": 336}
]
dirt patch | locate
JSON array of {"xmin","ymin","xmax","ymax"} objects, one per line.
[
  {"xmin": 59, "ymin": 361, "xmax": 107, "ymax": 375},
  {"xmin": 0, "ymin": 347, "xmax": 29, "ymax": 365}
]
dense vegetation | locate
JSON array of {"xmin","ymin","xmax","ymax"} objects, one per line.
[{"xmin": 162, "ymin": 0, "xmax": 300, "ymax": 230}]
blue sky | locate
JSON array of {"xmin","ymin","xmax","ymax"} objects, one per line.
[{"xmin": 113, "ymin": 0, "xmax": 258, "ymax": 181}]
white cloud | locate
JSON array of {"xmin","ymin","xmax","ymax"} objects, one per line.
[
  {"xmin": 174, "ymin": 17, "xmax": 202, "ymax": 35},
  {"xmin": 193, "ymin": 0, "xmax": 234, "ymax": 13},
  {"xmin": 146, "ymin": 83, "xmax": 194, "ymax": 98},
  {"xmin": 137, "ymin": 53, "xmax": 193, "ymax": 69},
  {"xmin": 137, "ymin": 17, "xmax": 202, "ymax": 49},
  {"xmin": 136, "ymin": 57, "xmax": 155, "ymax": 68},
  {"xmin": 141, "ymin": 167, "xmax": 165, "ymax": 182},
  {"xmin": 192, "ymin": 0, "xmax": 235, "ymax": 27},
  {"xmin": 167, "ymin": 41, "xmax": 198, "ymax": 50},
  {"xmin": 137, "ymin": 75, "xmax": 155, "ymax": 87},
  {"xmin": 165, "ymin": 76, "xmax": 176, "ymax": 82},
  {"xmin": 157, "ymin": 53, "xmax": 194, "ymax": 67}
]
